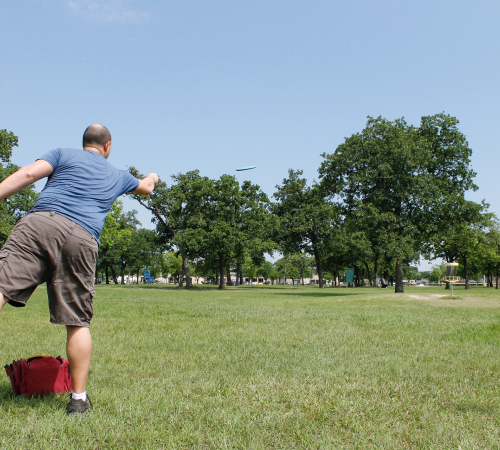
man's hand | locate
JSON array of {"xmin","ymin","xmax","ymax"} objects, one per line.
[{"xmin": 146, "ymin": 173, "xmax": 159, "ymax": 184}]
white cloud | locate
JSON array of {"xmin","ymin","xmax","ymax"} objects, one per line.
[{"xmin": 67, "ymin": 0, "xmax": 150, "ymax": 23}]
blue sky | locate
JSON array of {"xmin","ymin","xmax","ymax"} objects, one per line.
[{"xmin": 1, "ymin": 1, "xmax": 498, "ymax": 269}]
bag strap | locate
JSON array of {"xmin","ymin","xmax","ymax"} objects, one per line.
[
  {"xmin": 26, "ymin": 354, "xmax": 51, "ymax": 363},
  {"xmin": 55, "ymin": 356, "xmax": 65, "ymax": 369}
]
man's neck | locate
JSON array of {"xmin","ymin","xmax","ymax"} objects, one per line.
[{"xmin": 83, "ymin": 146, "xmax": 104, "ymax": 156}]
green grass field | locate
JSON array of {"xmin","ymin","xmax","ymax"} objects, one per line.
[{"xmin": 0, "ymin": 285, "xmax": 499, "ymax": 449}]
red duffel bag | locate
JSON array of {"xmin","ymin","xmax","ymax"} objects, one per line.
[{"xmin": 4, "ymin": 354, "xmax": 72, "ymax": 397}]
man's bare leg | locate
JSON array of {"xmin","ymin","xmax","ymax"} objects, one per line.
[
  {"xmin": 66, "ymin": 325, "xmax": 92, "ymax": 394},
  {"xmin": 0, "ymin": 292, "xmax": 9, "ymax": 311}
]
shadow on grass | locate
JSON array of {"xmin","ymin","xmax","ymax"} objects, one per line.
[
  {"xmin": 95, "ymin": 284, "xmax": 399, "ymax": 297},
  {"xmin": 0, "ymin": 382, "xmax": 68, "ymax": 411},
  {"xmin": 269, "ymin": 289, "xmax": 366, "ymax": 298},
  {"xmin": 95, "ymin": 284, "xmax": 222, "ymax": 290},
  {"xmin": 445, "ymin": 401, "xmax": 497, "ymax": 415},
  {"xmin": 0, "ymin": 382, "xmax": 15, "ymax": 400}
]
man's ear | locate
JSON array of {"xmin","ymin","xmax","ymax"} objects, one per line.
[{"xmin": 103, "ymin": 140, "xmax": 112, "ymax": 156}]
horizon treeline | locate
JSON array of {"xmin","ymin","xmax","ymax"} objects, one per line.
[{"xmin": 2, "ymin": 113, "xmax": 499, "ymax": 292}]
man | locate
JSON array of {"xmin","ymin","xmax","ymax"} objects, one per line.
[{"xmin": 0, "ymin": 124, "xmax": 158, "ymax": 415}]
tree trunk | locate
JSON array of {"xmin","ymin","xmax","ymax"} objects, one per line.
[
  {"xmin": 121, "ymin": 263, "xmax": 126, "ymax": 284},
  {"xmin": 226, "ymin": 262, "xmax": 234, "ymax": 286},
  {"xmin": 496, "ymin": 265, "xmax": 499, "ymax": 289},
  {"xmin": 464, "ymin": 255, "xmax": 470, "ymax": 289},
  {"xmin": 395, "ymin": 259, "xmax": 404, "ymax": 293},
  {"xmin": 218, "ymin": 254, "xmax": 226, "ymax": 289},
  {"xmin": 106, "ymin": 265, "xmax": 110, "ymax": 284},
  {"xmin": 373, "ymin": 255, "xmax": 379, "ymax": 288},
  {"xmin": 110, "ymin": 265, "xmax": 119, "ymax": 285},
  {"xmin": 283, "ymin": 257, "xmax": 287, "ymax": 286},
  {"xmin": 178, "ymin": 246, "xmax": 192, "ymax": 288},
  {"xmin": 444, "ymin": 263, "xmax": 451, "ymax": 290},
  {"xmin": 313, "ymin": 251, "xmax": 325, "ymax": 288},
  {"xmin": 363, "ymin": 262, "xmax": 373, "ymax": 287},
  {"xmin": 236, "ymin": 262, "xmax": 241, "ymax": 285}
]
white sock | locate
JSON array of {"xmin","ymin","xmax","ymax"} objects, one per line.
[{"xmin": 72, "ymin": 391, "xmax": 87, "ymax": 401}]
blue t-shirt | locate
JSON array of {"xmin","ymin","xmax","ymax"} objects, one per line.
[{"xmin": 32, "ymin": 148, "xmax": 139, "ymax": 243}]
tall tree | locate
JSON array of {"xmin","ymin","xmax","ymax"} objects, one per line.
[
  {"xmin": 125, "ymin": 228, "xmax": 161, "ymax": 283},
  {"xmin": 319, "ymin": 114, "xmax": 477, "ymax": 293},
  {"xmin": 273, "ymin": 170, "xmax": 337, "ymax": 288},
  {"xmin": 204, "ymin": 175, "xmax": 274, "ymax": 289},
  {"xmin": 128, "ymin": 169, "xmax": 213, "ymax": 288},
  {"xmin": 476, "ymin": 216, "xmax": 500, "ymax": 288},
  {"xmin": 291, "ymin": 253, "xmax": 314, "ymax": 285},
  {"xmin": 257, "ymin": 261, "xmax": 275, "ymax": 283},
  {"xmin": 274, "ymin": 256, "xmax": 301, "ymax": 285},
  {"xmin": 162, "ymin": 251, "xmax": 184, "ymax": 283},
  {"xmin": 242, "ymin": 257, "xmax": 258, "ymax": 282},
  {"xmin": 423, "ymin": 199, "xmax": 488, "ymax": 289},
  {"xmin": 98, "ymin": 201, "xmax": 133, "ymax": 284},
  {"xmin": 129, "ymin": 169, "xmax": 274, "ymax": 289}
]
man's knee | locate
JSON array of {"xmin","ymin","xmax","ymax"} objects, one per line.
[{"xmin": 66, "ymin": 324, "xmax": 90, "ymax": 336}]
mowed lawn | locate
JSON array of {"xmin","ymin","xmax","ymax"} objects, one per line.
[{"xmin": 0, "ymin": 284, "xmax": 499, "ymax": 449}]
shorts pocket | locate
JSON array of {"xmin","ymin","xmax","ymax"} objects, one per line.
[
  {"xmin": 73, "ymin": 240, "xmax": 98, "ymax": 276},
  {"xmin": 0, "ymin": 252, "xmax": 10, "ymax": 274},
  {"xmin": 83, "ymin": 290, "xmax": 95, "ymax": 321}
]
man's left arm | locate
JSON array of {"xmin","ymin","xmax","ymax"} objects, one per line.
[{"xmin": 0, "ymin": 160, "xmax": 54, "ymax": 200}]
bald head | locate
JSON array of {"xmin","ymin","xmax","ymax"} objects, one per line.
[{"xmin": 82, "ymin": 124, "xmax": 111, "ymax": 149}]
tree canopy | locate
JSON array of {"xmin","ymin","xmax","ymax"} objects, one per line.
[
  {"xmin": 2, "ymin": 115, "xmax": 496, "ymax": 290},
  {"xmin": 319, "ymin": 114, "xmax": 478, "ymax": 292},
  {"xmin": 273, "ymin": 170, "xmax": 337, "ymax": 288}
]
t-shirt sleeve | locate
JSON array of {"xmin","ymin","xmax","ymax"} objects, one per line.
[
  {"xmin": 37, "ymin": 148, "xmax": 62, "ymax": 169},
  {"xmin": 121, "ymin": 170, "xmax": 140, "ymax": 194}
]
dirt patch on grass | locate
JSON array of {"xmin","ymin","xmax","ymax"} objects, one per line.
[
  {"xmin": 406, "ymin": 294, "xmax": 448, "ymax": 300},
  {"xmin": 405, "ymin": 293, "xmax": 499, "ymax": 307}
]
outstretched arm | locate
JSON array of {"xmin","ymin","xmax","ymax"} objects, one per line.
[
  {"xmin": 0, "ymin": 160, "xmax": 54, "ymax": 200},
  {"xmin": 132, "ymin": 173, "xmax": 159, "ymax": 195}
]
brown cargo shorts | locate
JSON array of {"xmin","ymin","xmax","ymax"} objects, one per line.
[{"xmin": 0, "ymin": 211, "xmax": 98, "ymax": 327}]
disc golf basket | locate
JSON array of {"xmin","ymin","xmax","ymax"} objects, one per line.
[{"xmin": 443, "ymin": 262, "xmax": 459, "ymax": 296}]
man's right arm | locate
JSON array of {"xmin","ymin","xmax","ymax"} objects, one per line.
[
  {"xmin": 0, "ymin": 160, "xmax": 54, "ymax": 200},
  {"xmin": 132, "ymin": 173, "xmax": 159, "ymax": 195}
]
